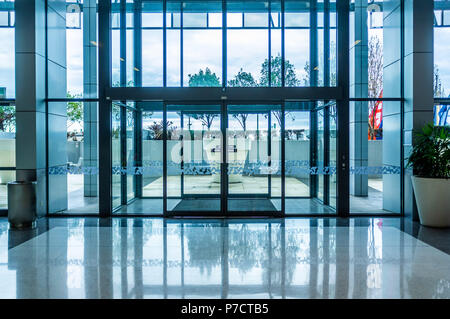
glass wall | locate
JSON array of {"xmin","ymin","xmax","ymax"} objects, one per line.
[
  {"xmin": 110, "ymin": 0, "xmax": 336, "ymax": 88},
  {"xmin": 434, "ymin": 0, "xmax": 450, "ymax": 98},
  {"xmin": 0, "ymin": 102, "xmax": 14, "ymax": 211},
  {"xmin": 0, "ymin": 0, "xmax": 14, "ymax": 98},
  {"xmin": 349, "ymin": 1, "xmax": 402, "ymax": 214},
  {"xmin": 0, "ymin": 1, "xmax": 15, "ymax": 212}
]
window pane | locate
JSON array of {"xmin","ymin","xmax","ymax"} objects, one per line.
[
  {"xmin": 435, "ymin": 1, "xmax": 450, "ymax": 97},
  {"xmin": 184, "ymin": 1, "xmax": 222, "ymax": 87}
]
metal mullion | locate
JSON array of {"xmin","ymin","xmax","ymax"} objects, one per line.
[
  {"xmin": 336, "ymin": 0, "xmax": 350, "ymax": 217},
  {"xmin": 310, "ymin": 0, "xmax": 318, "ymax": 87},
  {"xmin": 99, "ymin": 0, "xmax": 112, "ymax": 217},
  {"xmin": 268, "ymin": 110, "xmax": 272, "ymax": 198},
  {"xmin": 324, "ymin": 105, "xmax": 330, "ymax": 205},
  {"xmin": 324, "ymin": 0, "xmax": 330, "ymax": 87},
  {"xmin": 221, "ymin": 101, "xmax": 228, "ymax": 214},
  {"xmin": 401, "ymin": 0, "xmax": 407, "ymax": 217},
  {"xmin": 222, "ymin": 0, "xmax": 227, "ymax": 87},
  {"xmin": 180, "ymin": 0, "xmax": 184, "ymax": 87},
  {"xmin": 135, "ymin": 109, "xmax": 142, "ymax": 198},
  {"xmin": 120, "ymin": 105, "xmax": 127, "ymax": 205},
  {"xmin": 281, "ymin": 101, "xmax": 286, "ymax": 215},
  {"xmin": 134, "ymin": 0, "xmax": 142, "ymax": 87},
  {"xmin": 310, "ymin": 109, "xmax": 317, "ymax": 198},
  {"xmin": 180, "ymin": 112, "xmax": 185, "ymax": 198},
  {"xmin": 268, "ymin": 0, "xmax": 272, "ymax": 87},
  {"xmin": 119, "ymin": 0, "xmax": 127, "ymax": 205},
  {"xmin": 281, "ymin": 0, "xmax": 285, "ymax": 87},
  {"xmin": 163, "ymin": 102, "xmax": 168, "ymax": 215},
  {"xmin": 120, "ymin": 0, "xmax": 126, "ymax": 87},
  {"xmin": 163, "ymin": 0, "xmax": 167, "ymax": 87}
]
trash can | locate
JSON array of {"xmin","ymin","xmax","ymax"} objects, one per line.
[{"xmin": 8, "ymin": 181, "xmax": 37, "ymax": 229}]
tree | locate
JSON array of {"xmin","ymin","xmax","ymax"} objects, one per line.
[
  {"xmin": 259, "ymin": 55, "xmax": 300, "ymax": 87},
  {"xmin": 188, "ymin": 68, "xmax": 220, "ymax": 87},
  {"xmin": 368, "ymin": 36, "xmax": 383, "ymax": 100},
  {"xmin": 368, "ymin": 36, "xmax": 384, "ymax": 140},
  {"xmin": 67, "ymin": 92, "xmax": 83, "ymax": 132},
  {"xmin": 228, "ymin": 68, "xmax": 258, "ymax": 87},
  {"xmin": 191, "ymin": 113, "xmax": 219, "ymax": 131},
  {"xmin": 187, "ymin": 68, "xmax": 221, "ymax": 128},
  {"xmin": 233, "ymin": 113, "xmax": 249, "ymax": 131},
  {"xmin": 0, "ymin": 104, "xmax": 15, "ymax": 132}
]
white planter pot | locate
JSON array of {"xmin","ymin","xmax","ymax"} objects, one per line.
[{"xmin": 411, "ymin": 176, "xmax": 450, "ymax": 227}]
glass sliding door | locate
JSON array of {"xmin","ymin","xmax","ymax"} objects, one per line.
[
  {"xmin": 284, "ymin": 102, "xmax": 311, "ymax": 213},
  {"xmin": 126, "ymin": 108, "xmax": 136, "ymax": 201},
  {"xmin": 112, "ymin": 103, "xmax": 122, "ymax": 210},
  {"xmin": 111, "ymin": 102, "xmax": 138, "ymax": 212},
  {"xmin": 140, "ymin": 102, "xmax": 164, "ymax": 214},
  {"xmin": 284, "ymin": 101, "xmax": 337, "ymax": 215},
  {"xmin": 226, "ymin": 104, "xmax": 281, "ymax": 214},
  {"xmin": 109, "ymin": 100, "xmax": 338, "ymax": 216},
  {"xmin": 166, "ymin": 104, "xmax": 222, "ymax": 214}
]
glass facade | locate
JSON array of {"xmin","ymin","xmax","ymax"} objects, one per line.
[
  {"xmin": 0, "ymin": 0, "xmax": 436, "ymax": 217},
  {"xmin": 0, "ymin": 0, "xmax": 14, "ymax": 212},
  {"xmin": 109, "ymin": 0, "xmax": 337, "ymax": 88}
]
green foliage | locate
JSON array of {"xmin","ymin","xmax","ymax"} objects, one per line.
[
  {"xmin": 259, "ymin": 55, "xmax": 300, "ymax": 87},
  {"xmin": 147, "ymin": 120, "xmax": 176, "ymax": 140},
  {"xmin": 406, "ymin": 123, "xmax": 450, "ymax": 178},
  {"xmin": 0, "ymin": 104, "xmax": 15, "ymax": 132},
  {"xmin": 188, "ymin": 68, "xmax": 221, "ymax": 87},
  {"xmin": 67, "ymin": 92, "xmax": 83, "ymax": 129},
  {"xmin": 228, "ymin": 69, "xmax": 257, "ymax": 87}
]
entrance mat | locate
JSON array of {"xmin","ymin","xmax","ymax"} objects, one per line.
[
  {"xmin": 172, "ymin": 199, "xmax": 220, "ymax": 211},
  {"xmin": 228, "ymin": 199, "xmax": 277, "ymax": 212},
  {"xmin": 172, "ymin": 198, "xmax": 277, "ymax": 212}
]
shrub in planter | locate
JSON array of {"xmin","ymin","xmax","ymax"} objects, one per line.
[{"xmin": 406, "ymin": 123, "xmax": 450, "ymax": 227}]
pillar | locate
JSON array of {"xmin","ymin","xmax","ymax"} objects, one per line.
[
  {"xmin": 83, "ymin": 0, "xmax": 98, "ymax": 197},
  {"xmin": 349, "ymin": 0, "xmax": 369, "ymax": 197},
  {"xmin": 403, "ymin": 0, "xmax": 434, "ymax": 220}
]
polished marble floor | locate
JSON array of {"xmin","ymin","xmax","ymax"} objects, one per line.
[{"xmin": 0, "ymin": 217, "xmax": 449, "ymax": 299}]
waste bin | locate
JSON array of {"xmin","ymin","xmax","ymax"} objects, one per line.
[{"xmin": 8, "ymin": 181, "xmax": 37, "ymax": 229}]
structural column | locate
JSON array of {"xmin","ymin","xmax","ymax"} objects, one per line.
[
  {"xmin": 83, "ymin": 0, "xmax": 98, "ymax": 197},
  {"xmin": 403, "ymin": 0, "xmax": 434, "ymax": 220},
  {"xmin": 15, "ymin": 0, "xmax": 47, "ymax": 215},
  {"xmin": 47, "ymin": 0, "xmax": 68, "ymax": 213},
  {"xmin": 15, "ymin": 0, "xmax": 67, "ymax": 215},
  {"xmin": 349, "ymin": 0, "xmax": 368, "ymax": 197},
  {"xmin": 382, "ymin": 0, "xmax": 402, "ymax": 213}
]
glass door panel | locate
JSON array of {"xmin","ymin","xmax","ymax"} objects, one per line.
[
  {"xmin": 226, "ymin": 104, "xmax": 281, "ymax": 213},
  {"xmin": 284, "ymin": 101, "xmax": 337, "ymax": 215},
  {"xmin": 112, "ymin": 103, "xmax": 122, "ymax": 210},
  {"xmin": 141, "ymin": 105, "xmax": 164, "ymax": 215},
  {"xmin": 126, "ymin": 108, "xmax": 136, "ymax": 202},
  {"xmin": 317, "ymin": 109, "xmax": 325, "ymax": 202},
  {"xmin": 285, "ymin": 108, "xmax": 311, "ymax": 198},
  {"xmin": 329, "ymin": 104, "xmax": 337, "ymax": 209},
  {"xmin": 166, "ymin": 104, "xmax": 222, "ymax": 213}
]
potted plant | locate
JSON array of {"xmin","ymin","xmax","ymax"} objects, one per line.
[{"xmin": 407, "ymin": 123, "xmax": 450, "ymax": 227}]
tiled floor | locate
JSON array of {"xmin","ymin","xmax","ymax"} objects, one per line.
[{"xmin": 0, "ymin": 217, "xmax": 449, "ymax": 299}]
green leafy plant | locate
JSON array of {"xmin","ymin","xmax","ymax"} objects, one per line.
[
  {"xmin": 0, "ymin": 104, "xmax": 15, "ymax": 132},
  {"xmin": 406, "ymin": 123, "xmax": 450, "ymax": 178}
]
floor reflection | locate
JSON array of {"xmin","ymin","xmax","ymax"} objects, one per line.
[{"xmin": 1, "ymin": 218, "xmax": 450, "ymax": 299}]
